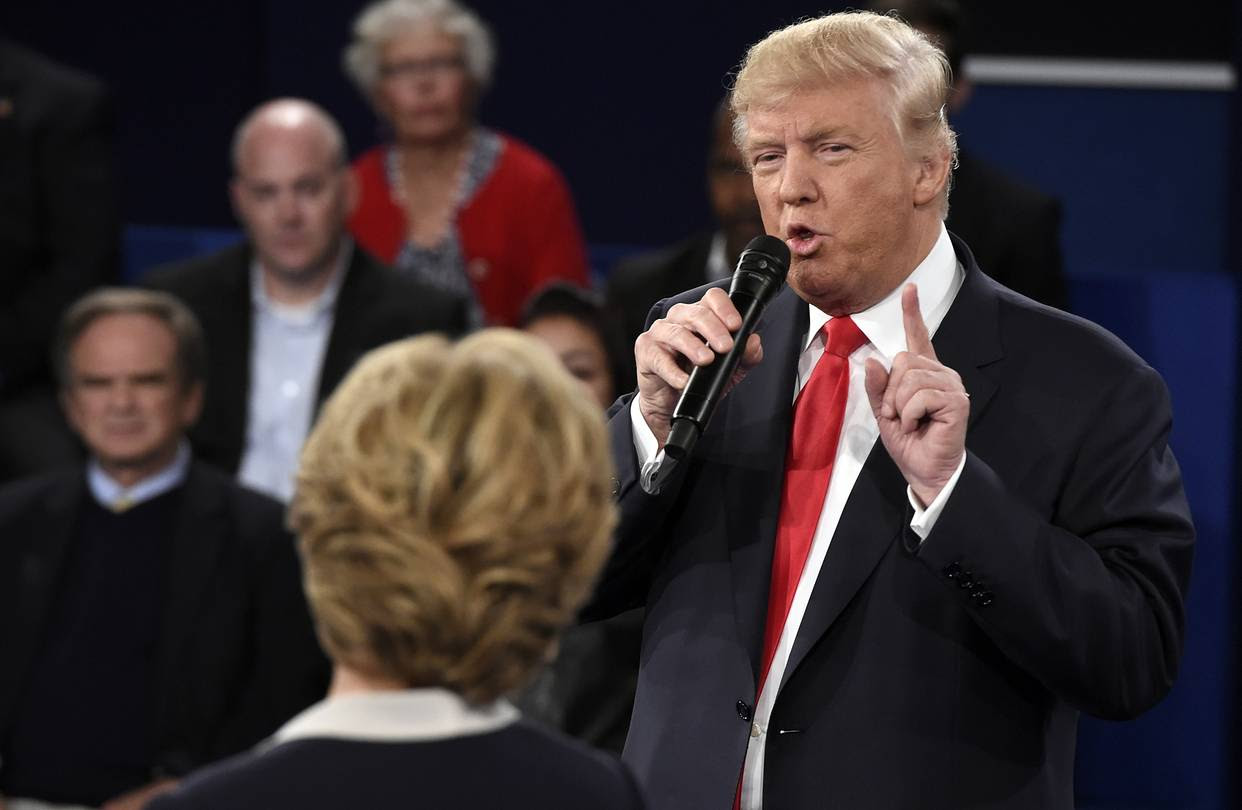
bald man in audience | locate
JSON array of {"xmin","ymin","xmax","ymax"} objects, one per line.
[{"xmin": 145, "ymin": 98, "xmax": 470, "ymax": 501}]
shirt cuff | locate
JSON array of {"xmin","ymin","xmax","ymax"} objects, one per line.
[
  {"xmin": 630, "ymin": 398, "xmax": 666, "ymax": 490},
  {"xmin": 907, "ymin": 453, "xmax": 967, "ymax": 543}
]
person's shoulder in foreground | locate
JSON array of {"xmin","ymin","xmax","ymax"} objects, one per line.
[{"xmin": 148, "ymin": 714, "xmax": 644, "ymax": 810}]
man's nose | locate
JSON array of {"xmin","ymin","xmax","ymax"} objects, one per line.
[
  {"xmin": 109, "ymin": 381, "xmax": 138, "ymax": 411},
  {"xmin": 275, "ymin": 192, "xmax": 302, "ymax": 224},
  {"xmin": 778, "ymin": 151, "xmax": 818, "ymax": 206}
]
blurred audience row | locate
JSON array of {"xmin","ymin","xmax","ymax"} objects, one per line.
[{"xmin": 0, "ymin": 0, "xmax": 1067, "ymax": 806}]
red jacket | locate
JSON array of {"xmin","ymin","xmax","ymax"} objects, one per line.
[{"xmin": 348, "ymin": 134, "xmax": 589, "ymax": 326}]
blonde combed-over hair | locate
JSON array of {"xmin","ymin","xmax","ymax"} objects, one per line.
[
  {"xmin": 731, "ymin": 11, "xmax": 958, "ymax": 213},
  {"xmin": 291, "ymin": 330, "xmax": 617, "ymax": 704}
]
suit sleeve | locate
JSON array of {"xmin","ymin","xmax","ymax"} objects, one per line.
[
  {"xmin": 913, "ymin": 363, "xmax": 1194, "ymax": 719},
  {"xmin": 582, "ymin": 299, "xmax": 693, "ymax": 621}
]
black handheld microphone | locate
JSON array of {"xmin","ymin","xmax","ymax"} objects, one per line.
[{"xmin": 662, "ymin": 234, "xmax": 791, "ymax": 463}]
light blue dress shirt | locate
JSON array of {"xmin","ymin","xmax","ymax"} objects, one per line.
[
  {"xmin": 237, "ymin": 247, "xmax": 348, "ymax": 502},
  {"xmin": 87, "ymin": 440, "xmax": 192, "ymax": 511}
]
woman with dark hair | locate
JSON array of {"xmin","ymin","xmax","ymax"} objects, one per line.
[{"xmin": 519, "ymin": 281, "xmax": 631, "ymax": 409}]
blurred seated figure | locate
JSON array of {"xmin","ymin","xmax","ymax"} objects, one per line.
[
  {"xmin": 519, "ymin": 281, "xmax": 628, "ymax": 408},
  {"xmin": 869, "ymin": 0, "xmax": 1069, "ymax": 309},
  {"xmin": 145, "ymin": 98, "xmax": 469, "ymax": 502},
  {"xmin": 606, "ymin": 96, "xmax": 766, "ymax": 355},
  {"xmin": 343, "ymin": 0, "xmax": 590, "ymax": 326},
  {"xmin": 0, "ymin": 289, "xmax": 327, "ymax": 810},
  {"xmin": 516, "ymin": 282, "xmax": 641, "ymax": 754},
  {"xmin": 0, "ymin": 38, "xmax": 119, "ymax": 482},
  {"xmin": 149, "ymin": 331, "xmax": 644, "ymax": 810}
]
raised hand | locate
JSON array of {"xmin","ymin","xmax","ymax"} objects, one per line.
[
  {"xmin": 864, "ymin": 283, "xmax": 969, "ymax": 506},
  {"xmin": 635, "ymin": 287, "xmax": 764, "ymax": 446}
]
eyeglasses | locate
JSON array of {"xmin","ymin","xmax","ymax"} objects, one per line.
[{"xmin": 378, "ymin": 56, "xmax": 467, "ymax": 81}]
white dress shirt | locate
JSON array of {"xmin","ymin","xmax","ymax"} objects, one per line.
[
  {"xmin": 630, "ymin": 225, "xmax": 967, "ymax": 809},
  {"xmin": 237, "ymin": 246, "xmax": 349, "ymax": 502},
  {"xmin": 87, "ymin": 440, "xmax": 191, "ymax": 511}
]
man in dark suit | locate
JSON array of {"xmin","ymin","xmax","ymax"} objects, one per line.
[
  {"xmin": 145, "ymin": 98, "xmax": 469, "ymax": 500},
  {"xmin": 606, "ymin": 97, "xmax": 767, "ymax": 353},
  {"xmin": 0, "ymin": 288, "xmax": 327, "ymax": 809},
  {"xmin": 590, "ymin": 11, "xmax": 1193, "ymax": 810},
  {"xmin": 870, "ymin": 0, "xmax": 1069, "ymax": 310},
  {"xmin": 0, "ymin": 39, "xmax": 120, "ymax": 481}
]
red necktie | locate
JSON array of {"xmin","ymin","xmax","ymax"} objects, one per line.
[
  {"xmin": 734, "ymin": 316, "xmax": 867, "ymax": 810},
  {"xmin": 758, "ymin": 315, "xmax": 867, "ymax": 693}
]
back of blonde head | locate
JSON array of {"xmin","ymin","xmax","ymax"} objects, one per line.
[
  {"xmin": 291, "ymin": 330, "xmax": 616, "ymax": 704},
  {"xmin": 731, "ymin": 11, "xmax": 957, "ymax": 206}
]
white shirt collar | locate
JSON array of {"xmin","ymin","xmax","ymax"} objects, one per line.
[
  {"xmin": 805, "ymin": 224, "xmax": 962, "ymax": 360},
  {"xmin": 269, "ymin": 688, "xmax": 519, "ymax": 746},
  {"xmin": 250, "ymin": 239, "xmax": 352, "ymax": 325},
  {"xmin": 87, "ymin": 440, "xmax": 191, "ymax": 512}
]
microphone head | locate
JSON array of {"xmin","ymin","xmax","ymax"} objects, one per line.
[
  {"xmin": 730, "ymin": 234, "xmax": 790, "ymax": 306},
  {"xmin": 738, "ymin": 235, "xmax": 791, "ymax": 283}
]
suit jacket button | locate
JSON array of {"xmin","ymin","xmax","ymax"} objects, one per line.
[
  {"xmin": 736, "ymin": 699, "xmax": 752, "ymax": 722},
  {"xmin": 957, "ymin": 570, "xmax": 975, "ymax": 589},
  {"xmin": 975, "ymin": 591, "xmax": 995, "ymax": 607},
  {"xmin": 943, "ymin": 562, "xmax": 962, "ymax": 579}
]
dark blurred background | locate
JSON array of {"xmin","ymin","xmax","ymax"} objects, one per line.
[{"xmin": 3, "ymin": 2, "xmax": 1240, "ymax": 808}]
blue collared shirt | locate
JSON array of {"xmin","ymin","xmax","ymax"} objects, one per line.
[
  {"xmin": 87, "ymin": 440, "xmax": 192, "ymax": 511},
  {"xmin": 237, "ymin": 245, "xmax": 348, "ymax": 502}
]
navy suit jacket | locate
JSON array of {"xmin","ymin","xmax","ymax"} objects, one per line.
[
  {"xmin": 589, "ymin": 234, "xmax": 1194, "ymax": 810},
  {"xmin": 147, "ymin": 721, "xmax": 645, "ymax": 810}
]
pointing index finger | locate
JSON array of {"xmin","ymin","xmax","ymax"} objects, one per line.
[{"xmin": 902, "ymin": 283, "xmax": 937, "ymax": 360}]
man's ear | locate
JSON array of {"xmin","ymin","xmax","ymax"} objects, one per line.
[
  {"xmin": 341, "ymin": 167, "xmax": 360, "ymax": 219},
  {"xmin": 180, "ymin": 381, "xmax": 205, "ymax": 429},
  {"xmin": 229, "ymin": 177, "xmax": 247, "ymax": 224},
  {"xmin": 60, "ymin": 386, "xmax": 83, "ymax": 439},
  {"xmin": 912, "ymin": 146, "xmax": 952, "ymax": 208}
]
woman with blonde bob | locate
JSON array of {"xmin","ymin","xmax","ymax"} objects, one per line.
[{"xmin": 149, "ymin": 331, "xmax": 645, "ymax": 810}]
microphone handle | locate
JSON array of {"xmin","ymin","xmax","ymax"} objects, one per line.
[{"xmin": 664, "ymin": 289, "xmax": 766, "ymax": 461}]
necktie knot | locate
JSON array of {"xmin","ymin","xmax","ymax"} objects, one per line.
[{"xmin": 822, "ymin": 316, "xmax": 867, "ymax": 359}]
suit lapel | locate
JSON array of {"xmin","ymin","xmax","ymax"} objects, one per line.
[
  {"xmin": 154, "ymin": 464, "xmax": 227, "ymax": 733},
  {"xmin": 935, "ymin": 234, "xmax": 1003, "ymax": 428},
  {"xmin": 316, "ymin": 250, "xmax": 370, "ymax": 409},
  {"xmin": 197, "ymin": 246, "xmax": 253, "ymax": 472},
  {"xmin": 0, "ymin": 471, "xmax": 84, "ymax": 729},
  {"xmin": 723, "ymin": 286, "xmax": 807, "ymax": 685},
  {"xmin": 779, "ymin": 237, "xmax": 1004, "ymax": 691}
]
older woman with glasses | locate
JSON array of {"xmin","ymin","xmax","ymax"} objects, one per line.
[
  {"xmin": 147, "ymin": 331, "xmax": 644, "ymax": 809},
  {"xmin": 343, "ymin": 0, "xmax": 590, "ymax": 327}
]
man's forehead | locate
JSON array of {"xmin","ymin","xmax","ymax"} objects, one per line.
[
  {"xmin": 741, "ymin": 81, "xmax": 890, "ymax": 145},
  {"xmin": 237, "ymin": 126, "xmax": 337, "ymax": 178}
]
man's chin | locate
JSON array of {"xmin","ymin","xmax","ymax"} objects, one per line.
[{"xmin": 787, "ymin": 264, "xmax": 860, "ymax": 315}]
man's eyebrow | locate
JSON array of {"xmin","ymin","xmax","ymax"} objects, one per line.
[
  {"xmin": 800, "ymin": 126, "xmax": 849, "ymax": 144},
  {"xmin": 742, "ymin": 135, "xmax": 785, "ymax": 153}
]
